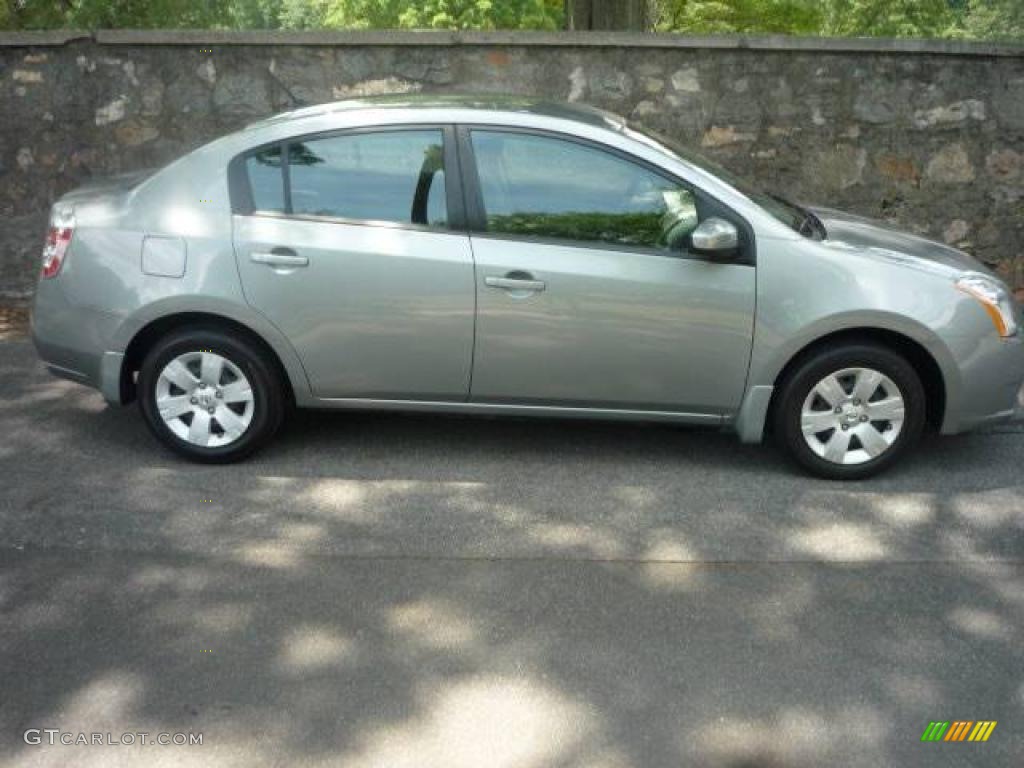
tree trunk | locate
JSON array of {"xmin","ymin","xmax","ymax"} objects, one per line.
[{"xmin": 565, "ymin": 0, "xmax": 648, "ymax": 31}]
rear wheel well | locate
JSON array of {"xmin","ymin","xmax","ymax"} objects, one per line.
[
  {"xmin": 768, "ymin": 328, "xmax": 946, "ymax": 432},
  {"xmin": 121, "ymin": 312, "xmax": 295, "ymax": 406}
]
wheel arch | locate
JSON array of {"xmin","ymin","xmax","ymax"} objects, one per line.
[
  {"xmin": 766, "ymin": 327, "xmax": 948, "ymax": 433},
  {"xmin": 116, "ymin": 304, "xmax": 311, "ymax": 407}
]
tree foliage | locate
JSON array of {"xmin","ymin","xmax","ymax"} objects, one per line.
[
  {"xmin": 5, "ymin": 0, "xmax": 230, "ymax": 29},
  {"xmin": 653, "ymin": 1, "xmax": 824, "ymax": 35},
  {"xmin": 324, "ymin": 0, "xmax": 562, "ymax": 30},
  {"xmin": 400, "ymin": 0, "xmax": 562, "ymax": 30},
  {"xmin": 1, "ymin": 0, "xmax": 1020, "ymax": 40},
  {"xmin": 653, "ymin": 0, "xmax": 963, "ymax": 37},
  {"xmin": 819, "ymin": 0, "xmax": 955, "ymax": 38},
  {"xmin": 651, "ymin": 0, "xmax": 1023, "ymax": 40},
  {"xmin": 957, "ymin": 0, "xmax": 1024, "ymax": 42},
  {"xmin": 1, "ymin": 0, "xmax": 561, "ymax": 30}
]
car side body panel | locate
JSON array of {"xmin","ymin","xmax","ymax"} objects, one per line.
[
  {"xmin": 742, "ymin": 234, "xmax": 1024, "ymax": 438},
  {"xmin": 110, "ymin": 295, "xmax": 316, "ymax": 406},
  {"xmin": 233, "ymin": 215, "xmax": 476, "ymax": 400},
  {"xmin": 31, "ymin": 145, "xmax": 317, "ymax": 405},
  {"xmin": 467, "ymin": 235, "xmax": 755, "ymax": 413}
]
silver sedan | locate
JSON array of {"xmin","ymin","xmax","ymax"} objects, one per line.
[{"xmin": 31, "ymin": 95, "xmax": 1024, "ymax": 478}]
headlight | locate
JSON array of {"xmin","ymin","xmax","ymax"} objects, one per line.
[{"xmin": 956, "ymin": 274, "xmax": 1018, "ymax": 338}]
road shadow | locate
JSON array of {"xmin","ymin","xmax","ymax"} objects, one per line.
[
  {"xmin": 1, "ymin": 552, "xmax": 1021, "ymax": 767},
  {"xmin": 2, "ymin": 340, "xmax": 1023, "ymax": 766}
]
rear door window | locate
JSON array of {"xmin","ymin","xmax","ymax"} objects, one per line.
[
  {"xmin": 245, "ymin": 146, "xmax": 286, "ymax": 213},
  {"xmin": 289, "ymin": 131, "xmax": 445, "ymax": 227},
  {"xmin": 241, "ymin": 129, "xmax": 448, "ymax": 228}
]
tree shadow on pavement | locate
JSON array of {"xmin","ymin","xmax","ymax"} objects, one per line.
[{"xmin": 1, "ymin": 341, "xmax": 1022, "ymax": 767}]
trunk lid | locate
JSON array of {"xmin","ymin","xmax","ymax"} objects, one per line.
[{"xmin": 57, "ymin": 169, "xmax": 156, "ymax": 205}]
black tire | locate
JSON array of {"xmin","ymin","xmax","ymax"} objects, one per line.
[
  {"xmin": 773, "ymin": 342, "xmax": 926, "ymax": 480},
  {"xmin": 138, "ymin": 326, "xmax": 285, "ymax": 463}
]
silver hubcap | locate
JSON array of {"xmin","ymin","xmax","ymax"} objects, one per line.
[
  {"xmin": 156, "ymin": 351, "xmax": 254, "ymax": 448},
  {"xmin": 801, "ymin": 367, "xmax": 905, "ymax": 466}
]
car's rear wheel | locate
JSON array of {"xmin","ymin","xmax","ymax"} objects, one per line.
[
  {"xmin": 773, "ymin": 342, "xmax": 926, "ymax": 479},
  {"xmin": 138, "ymin": 327, "xmax": 284, "ymax": 462}
]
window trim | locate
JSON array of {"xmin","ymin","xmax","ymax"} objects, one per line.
[
  {"xmin": 228, "ymin": 123, "xmax": 467, "ymax": 233},
  {"xmin": 455, "ymin": 124, "xmax": 755, "ymax": 266}
]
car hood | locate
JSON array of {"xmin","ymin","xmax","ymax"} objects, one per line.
[{"xmin": 809, "ymin": 206, "xmax": 991, "ymax": 278}]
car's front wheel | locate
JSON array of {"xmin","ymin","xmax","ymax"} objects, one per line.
[
  {"xmin": 138, "ymin": 327, "xmax": 284, "ymax": 462},
  {"xmin": 773, "ymin": 342, "xmax": 926, "ymax": 479}
]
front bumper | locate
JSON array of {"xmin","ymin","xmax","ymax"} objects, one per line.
[{"xmin": 943, "ymin": 334, "xmax": 1024, "ymax": 433}]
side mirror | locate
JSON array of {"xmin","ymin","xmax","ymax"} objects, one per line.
[{"xmin": 691, "ymin": 217, "xmax": 739, "ymax": 256}]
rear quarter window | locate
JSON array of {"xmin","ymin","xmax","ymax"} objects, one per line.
[{"xmin": 234, "ymin": 130, "xmax": 448, "ymax": 228}]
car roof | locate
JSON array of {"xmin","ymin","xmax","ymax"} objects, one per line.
[{"xmin": 245, "ymin": 93, "xmax": 627, "ymax": 133}]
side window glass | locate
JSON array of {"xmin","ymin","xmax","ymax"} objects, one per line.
[
  {"xmin": 470, "ymin": 130, "xmax": 702, "ymax": 250},
  {"xmin": 246, "ymin": 146, "xmax": 285, "ymax": 213},
  {"xmin": 287, "ymin": 130, "xmax": 447, "ymax": 227}
]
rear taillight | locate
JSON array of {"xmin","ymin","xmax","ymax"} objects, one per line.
[{"xmin": 41, "ymin": 204, "xmax": 75, "ymax": 279}]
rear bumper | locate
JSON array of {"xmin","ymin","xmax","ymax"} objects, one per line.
[{"xmin": 31, "ymin": 280, "xmax": 124, "ymax": 404}]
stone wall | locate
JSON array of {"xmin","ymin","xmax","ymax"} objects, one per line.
[{"xmin": 2, "ymin": 30, "xmax": 1024, "ymax": 299}]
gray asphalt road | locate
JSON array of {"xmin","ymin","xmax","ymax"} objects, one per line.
[{"xmin": 1, "ymin": 336, "xmax": 1022, "ymax": 767}]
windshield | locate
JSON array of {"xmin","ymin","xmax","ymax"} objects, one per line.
[{"xmin": 622, "ymin": 122, "xmax": 812, "ymax": 234}]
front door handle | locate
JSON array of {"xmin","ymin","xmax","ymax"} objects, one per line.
[
  {"xmin": 251, "ymin": 249, "xmax": 308, "ymax": 268},
  {"xmin": 484, "ymin": 275, "xmax": 546, "ymax": 293}
]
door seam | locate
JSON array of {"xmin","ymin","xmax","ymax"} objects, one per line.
[
  {"xmin": 451, "ymin": 122, "xmax": 478, "ymax": 404},
  {"xmin": 465, "ymin": 236, "xmax": 479, "ymax": 403}
]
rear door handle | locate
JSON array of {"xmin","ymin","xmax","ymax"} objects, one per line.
[
  {"xmin": 251, "ymin": 250, "xmax": 308, "ymax": 268},
  {"xmin": 485, "ymin": 275, "xmax": 546, "ymax": 292}
]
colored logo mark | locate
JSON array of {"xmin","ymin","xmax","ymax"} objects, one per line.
[{"xmin": 921, "ymin": 721, "xmax": 997, "ymax": 742}]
